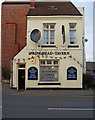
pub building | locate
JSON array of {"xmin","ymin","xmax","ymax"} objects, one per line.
[{"xmin": 10, "ymin": 1, "xmax": 86, "ymax": 89}]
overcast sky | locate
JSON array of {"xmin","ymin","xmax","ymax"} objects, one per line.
[
  {"xmin": 0, "ymin": 0, "xmax": 94, "ymax": 61},
  {"xmin": 73, "ymin": 1, "xmax": 93, "ymax": 62}
]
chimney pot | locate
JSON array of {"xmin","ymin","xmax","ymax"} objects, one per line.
[{"xmin": 30, "ymin": 0, "xmax": 35, "ymax": 8}]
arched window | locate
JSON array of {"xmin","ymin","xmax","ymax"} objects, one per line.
[
  {"xmin": 67, "ymin": 67, "xmax": 77, "ymax": 80},
  {"xmin": 28, "ymin": 67, "xmax": 38, "ymax": 80}
]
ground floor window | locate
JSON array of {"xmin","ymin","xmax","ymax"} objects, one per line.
[{"xmin": 40, "ymin": 60, "xmax": 59, "ymax": 82}]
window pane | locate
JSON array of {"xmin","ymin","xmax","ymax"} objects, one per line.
[
  {"xmin": 44, "ymin": 31, "xmax": 49, "ymax": 44},
  {"xmin": 44, "ymin": 25, "xmax": 49, "ymax": 29},
  {"xmin": 54, "ymin": 61, "xmax": 58, "ymax": 64},
  {"xmin": 50, "ymin": 30, "xmax": 54, "ymax": 44},
  {"xmin": 40, "ymin": 66, "xmax": 58, "ymax": 81},
  {"xmin": 18, "ymin": 64, "xmax": 25, "ymax": 68},
  {"xmin": 47, "ymin": 60, "xmax": 52, "ymax": 64},
  {"xmin": 49, "ymin": 5, "xmax": 56, "ymax": 9},
  {"xmin": 41, "ymin": 61, "xmax": 45, "ymax": 65},
  {"xmin": 50, "ymin": 25, "xmax": 55, "ymax": 29},
  {"xmin": 70, "ymin": 24, "xmax": 76, "ymax": 29},
  {"xmin": 70, "ymin": 30, "xmax": 76, "ymax": 44}
]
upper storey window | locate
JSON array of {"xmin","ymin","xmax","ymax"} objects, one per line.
[
  {"xmin": 69, "ymin": 24, "xmax": 76, "ymax": 44},
  {"xmin": 43, "ymin": 24, "xmax": 55, "ymax": 44}
]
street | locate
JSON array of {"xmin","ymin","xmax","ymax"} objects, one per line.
[
  {"xmin": 2, "ymin": 86, "xmax": 94, "ymax": 118},
  {"xmin": 2, "ymin": 95, "xmax": 94, "ymax": 118},
  {"xmin": 2, "ymin": 85, "xmax": 94, "ymax": 119}
]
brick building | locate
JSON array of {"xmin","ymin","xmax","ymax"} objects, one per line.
[
  {"xmin": 2, "ymin": 1, "xmax": 86, "ymax": 89},
  {"xmin": 1, "ymin": 1, "xmax": 30, "ymax": 79}
]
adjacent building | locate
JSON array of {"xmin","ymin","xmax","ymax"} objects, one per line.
[
  {"xmin": 10, "ymin": 1, "xmax": 86, "ymax": 89},
  {"xmin": 1, "ymin": 1, "xmax": 30, "ymax": 79},
  {"xmin": 86, "ymin": 62, "xmax": 95, "ymax": 77}
]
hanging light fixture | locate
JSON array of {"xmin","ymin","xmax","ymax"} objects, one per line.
[{"xmin": 31, "ymin": 56, "xmax": 35, "ymax": 63}]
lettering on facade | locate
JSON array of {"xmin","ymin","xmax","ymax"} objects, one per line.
[{"xmin": 29, "ymin": 52, "xmax": 70, "ymax": 55}]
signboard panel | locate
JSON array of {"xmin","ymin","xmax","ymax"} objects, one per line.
[
  {"xmin": 67, "ymin": 67, "xmax": 77, "ymax": 80},
  {"xmin": 29, "ymin": 51, "xmax": 70, "ymax": 55},
  {"xmin": 28, "ymin": 67, "xmax": 38, "ymax": 80},
  {"xmin": 40, "ymin": 66, "xmax": 58, "ymax": 81}
]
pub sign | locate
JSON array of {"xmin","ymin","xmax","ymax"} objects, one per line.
[{"xmin": 28, "ymin": 67, "xmax": 38, "ymax": 80}]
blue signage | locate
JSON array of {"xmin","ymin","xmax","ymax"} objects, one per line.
[
  {"xmin": 67, "ymin": 67, "xmax": 77, "ymax": 80},
  {"xmin": 28, "ymin": 67, "xmax": 38, "ymax": 80}
]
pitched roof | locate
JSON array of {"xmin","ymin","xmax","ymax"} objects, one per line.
[{"xmin": 27, "ymin": 2, "xmax": 82, "ymax": 16}]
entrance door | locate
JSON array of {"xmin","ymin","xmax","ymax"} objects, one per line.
[{"xmin": 18, "ymin": 69, "xmax": 25, "ymax": 90}]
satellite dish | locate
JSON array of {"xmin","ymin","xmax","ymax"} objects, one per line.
[{"xmin": 30, "ymin": 29, "xmax": 41, "ymax": 42}]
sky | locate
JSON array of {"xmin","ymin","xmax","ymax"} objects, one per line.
[
  {"xmin": 0, "ymin": 0, "xmax": 94, "ymax": 62},
  {"xmin": 72, "ymin": 1, "xmax": 93, "ymax": 62}
]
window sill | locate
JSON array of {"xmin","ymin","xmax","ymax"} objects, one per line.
[
  {"xmin": 38, "ymin": 44, "xmax": 56, "ymax": 48},
  {"xmin": 68, "ymin": 44, "xmax": 79, "ymax": 48},
  {"xmin": 38, "ymin": 82, "xmax": 61, "ymax": 85}
]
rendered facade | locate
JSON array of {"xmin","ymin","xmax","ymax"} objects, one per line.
[{"xmin": 10, "ymin": 1, "xmax": 86, "ymax": 89}]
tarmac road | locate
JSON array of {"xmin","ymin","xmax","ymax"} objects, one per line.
[{"xmin": 2, "ymin": 84, "xmax": 95, "ymax": 119}]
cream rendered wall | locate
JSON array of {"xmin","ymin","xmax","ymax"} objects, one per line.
[
  {"xmin": 12, "ymin": 15, "xmax": 84, "ymax": 89},
  {"xmin": 27, "ymin": 16, "xmax": 83, "ymax": 49}
]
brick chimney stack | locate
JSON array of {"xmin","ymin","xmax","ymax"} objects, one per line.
[{"xmin": 30, "ymin": 0, "xmax": 35, "ymax": 9}]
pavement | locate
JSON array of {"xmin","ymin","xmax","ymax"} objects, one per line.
[{"xmin": 2, "ymin": 83, "xmax": 94, "ymax": 97}]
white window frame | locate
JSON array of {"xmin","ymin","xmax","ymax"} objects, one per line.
[
  {"xmin": 40, "ymin": 60, "xmax": 59, "ymax": 82},
  {"xmin": 69, "ymin": 23, "xmax": 77, "ymax": 44},
  {"xmin": 43, "ymin": 24, "xmax": 56, "ymax": 45},
  {"xmin": 40, "ymin": 60, "xmax": 59, "ymax": 66}
]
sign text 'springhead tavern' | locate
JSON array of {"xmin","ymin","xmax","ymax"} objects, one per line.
[
  {"xmin": 29, "ymin": 52, "xmax": 70, "ymax": 55},
  {"xmin": 11, "ymin": 1, "xmax": 86, "ymax": 90}
]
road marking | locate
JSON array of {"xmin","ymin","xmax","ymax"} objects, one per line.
[
  {"xmin": 0, "ymin": 106, "xmax": 2, "ymax": 108},
  {"xmin": 48, "ymin": 108, "xmax": 95, "ymax": 111},
  {"xmin": 2, "ymin": 94, "xmax": 94, "ymax": 98}
]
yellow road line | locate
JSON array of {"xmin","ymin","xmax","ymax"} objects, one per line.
[{"xmin": 2, "ymin": 94, "xmax": 95, "ymax": 98}]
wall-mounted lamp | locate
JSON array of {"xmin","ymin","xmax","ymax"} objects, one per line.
[{"xmin": 31, "ymin": 56, "xmax": 35, "ymax": 63}]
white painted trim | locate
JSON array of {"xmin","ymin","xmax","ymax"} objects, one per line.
[
  {"xmin": 5, "ymin": 0, "xmax": 70, "ymax": 2},
  {"xmin": 27, "ymin": 16, "xmax": 82, "ymax": 18}
]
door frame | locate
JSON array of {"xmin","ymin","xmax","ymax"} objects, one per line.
[{"xmin": 18, "ymin": 69, "xmax": 25, "ymax": 90}]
